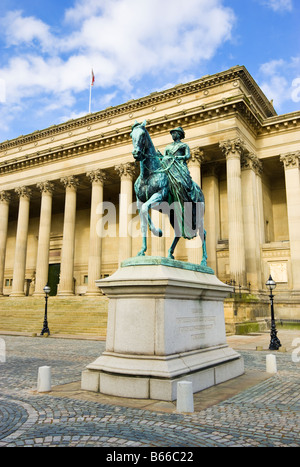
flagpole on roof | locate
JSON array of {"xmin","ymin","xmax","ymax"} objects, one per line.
[{"xmin": 89, "ymin": 69, "xmax": 95, "ymax": 114}]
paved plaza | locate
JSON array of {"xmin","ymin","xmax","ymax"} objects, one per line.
[{"xmin": 0, "ymin": 330, "xmax": 299, "ymax": 449}]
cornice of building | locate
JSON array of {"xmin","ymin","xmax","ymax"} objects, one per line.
[
  {"xmin": 259, "ymin": 110, "xmax": 300, "ymax": 135},
  {"xmin": 0, "ymin": 95, "xmax": 262, "ymax": 176},
  {"xmin": 0, "ymin": 66, "xmax": 299, "ymax": 176},
  {"xmin": 0, "ymin": 65, "xmax": 276, "ymax": 152}
]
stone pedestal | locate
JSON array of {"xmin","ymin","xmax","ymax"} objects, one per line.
[{"xmin": 81, "ymin": 257, "xmax": 244, "ymax": 401}]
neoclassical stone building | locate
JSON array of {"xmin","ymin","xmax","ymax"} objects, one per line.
[{"xmin": 0, "ymin": 65, "xmax": 299, "ymax": 327}]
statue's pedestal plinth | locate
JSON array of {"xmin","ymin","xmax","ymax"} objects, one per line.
[{"xmin": 81, "ymin": 257, "xmax": 244, "ymax": 401}]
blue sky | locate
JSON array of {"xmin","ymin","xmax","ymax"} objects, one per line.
[{"xmin": 0, "ymin": 0, "xmax": 299, "ymax": 142}]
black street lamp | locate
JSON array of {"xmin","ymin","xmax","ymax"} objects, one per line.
[
  {"xmin": 266, "ymin": 275, "xmax": 281, "ymax": 350},
  {"xmin": 41, "ymin": 284, "xmax": 51, "ymax": 336}
]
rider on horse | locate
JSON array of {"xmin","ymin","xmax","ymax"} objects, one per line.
[{"xmin": 160, "ymin": 127, "xmax": 205, "ymax": 240}]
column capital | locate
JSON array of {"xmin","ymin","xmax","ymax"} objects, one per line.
[
  {"xmin": 60, "ymin": 176, "xmax": 80, "ymax": 190},
  {"xmin": 115, "ymin": 162, "xmax": 136, "ymax": 180},
  {"xmin": 0, "ymin": 190, "xmax": 12, "ymax": 203},
  {"xmin": 37, "ymin": 181, "xmax": 55, "ymax": 194},
  {"xmin": 189, "ymin": 148, "xmax": 205, "ymax": 166},
  {"xmin": 280, "ymin": 151, "xmax": 300, "ymax": 170},
  {"xmin": 86, "ymin": 168, "xmax": 106, "ymax": 184},
  {"xmin": 15, "ymin": 186, "xmax": 32, "ymax": 199},
  {"xmin": 241, "ymin": 153, "xmax": 263, "ymax": 176},
  {"xmin": 220, "ymin": 138, "xmax": 245, "ymax": 159}
]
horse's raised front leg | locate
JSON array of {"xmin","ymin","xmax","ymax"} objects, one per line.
[
  {"xmin": 137, "ymin": 193, "xmax": 163, "ymax": 256},
  {"xmin": 148, "ymin": 213, "xmax": 163, "ymax": 237}
]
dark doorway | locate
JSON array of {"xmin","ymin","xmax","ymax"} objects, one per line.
[{"xmin": 48, "ymin": 264, "xmax": 60, "ymax": 296}]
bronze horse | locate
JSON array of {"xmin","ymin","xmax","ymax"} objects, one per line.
[{"xmin": 130, "ymin": 121, "xmax": 208, "ymax": 266}]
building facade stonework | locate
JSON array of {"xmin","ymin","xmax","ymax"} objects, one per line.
[{"xmin": 0, "ymin": 66, "xmax": 299, "ymax": 325}]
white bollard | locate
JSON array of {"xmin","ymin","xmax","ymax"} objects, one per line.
[
  {"xmin": 266, "ymin": 354, "xmax": 277, "ymax": 374},
  {"xmin": 37, "ymin": 366, "xmax": 52, "ymax": 392},
  {"xmin": 176, "ymin": 381, "xmax": 194, "ymax": 413}
]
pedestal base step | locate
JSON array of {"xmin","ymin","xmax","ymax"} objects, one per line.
[{"xmin": 81, "ymin": 347, "xmax": 244, "ymax": 401}]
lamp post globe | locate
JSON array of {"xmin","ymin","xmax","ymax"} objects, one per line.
[
  {"xmin": 43, "ymin": 285, "xmax": 51, "ymax": 295},
  {"xmin": 266, "ymin": 275, "xmax": 276, "ymax": 291}
]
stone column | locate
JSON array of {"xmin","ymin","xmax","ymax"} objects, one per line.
[
  {"xmin": 256, "ymin": 164, "xmax": 265, "ymax": 246},
  {"xmin": 202, "ymin": 165, "xmax": 220, "ymax": 273},
  {"xmin": 10, "ymin": 187, "xmax": 32, "ymax": 297},
  {"xmin": 0, "ymin": 191, "xmax": 11, "ymax": 295},
  {"xmin": 280, "ymin": 152, "xmax": 300, "ymax": 294},
  {"xmin": 58, "ymin": 176, "xmax": 79, "ymax": 296},
  {"xmin": 220, "ymin": 139, "xmax": 246, "ymax": 287},
  {"xmin": 186, "ymin": 148, "xmax": 205, "ymax": 264},
  {"xmin": 115, "ymin": 163, "xmax": 135, "ymax": 265},
  {"xmin": 241, "ymin": 154, "xmax": 263, "ymax": 291},
  {"xmin": 86, "ymin": 169, "xmax": 106, "ymax": 295},
  {"xmin": 188, "ymin": 148, "xmax": 204, "ymax": 187},
  {"xmin": 33, "ymin": 182, "xmax": 54, "ymax": 296}
]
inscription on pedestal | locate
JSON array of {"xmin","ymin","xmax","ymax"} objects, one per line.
[
  {"xmin": 170, "ymin": 303, "xmax": 219, "ymax": 351},
  {"xmin": 177, "ymin": 314, "xmax": 216, "ymax": 342}
]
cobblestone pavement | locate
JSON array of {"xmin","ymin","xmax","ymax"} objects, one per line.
[{"xmin": 0, "ymin": 331, "xmax": 299, "ymax": 449}]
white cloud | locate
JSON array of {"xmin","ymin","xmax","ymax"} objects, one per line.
[
  {"xmin": 0, "ymin": 1, "xmax": 236, "ymax": 102},
  {"xmin": 0, "ymin": 0, "xmax": 236, "ymax": 140},
  {"xmin": 0, "ymin": 79, "xmax": 5, "ymax": 103},
  {"xmin": 0, "ymin": 10, "xmax": 55, "ymax": 52},
  {"xmin": 260, "ymin": 0, "xmax": 293, "ymax": 12},
  {"xmin": 259, "ymin": 57, "xmax": 300, "ymax": 111}
]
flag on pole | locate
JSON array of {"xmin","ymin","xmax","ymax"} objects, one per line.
[{"xmin": 89, "ymin": 69, "xmax": 95, "ymax": 113}]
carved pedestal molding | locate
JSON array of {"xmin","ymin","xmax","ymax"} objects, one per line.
[
  {"xmin": 220, "ymin": 139, "xmax": 247, "ymax": 287},
  {"xmin": 33, "ymin": 182, "xmax": 55, "ymax": 296},
  {"xmin": 58, "ymin": 176, "xmax": 79, "ymax": 296},
  {"xmin": 10, "ymin": 187, "xmax": 32, "ymax": 296},
  {"xmin": 86, "ymin": 169, "xmax": 106, "ymax": 295},
  {"xmin": 115, "ymin": 163, "xmax": 136, "ymax": 265},
  {"xmin": 280, "ymin": 151, "xmax": 300, "ymax": 293},
  {"xmin": 0, "ymin": 191, "xmax": 11, "ymax": 295}
]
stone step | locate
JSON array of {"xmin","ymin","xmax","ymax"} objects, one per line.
[{"xmin": 0, "ymin": 296, "xmax": 108, "ymax": 338}]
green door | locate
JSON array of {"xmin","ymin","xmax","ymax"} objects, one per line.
[{"xmin": 48, "ymin": 264, "xmax": 60, "ymax": 296}]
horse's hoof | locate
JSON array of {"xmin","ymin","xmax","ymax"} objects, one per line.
[
  {"xmin": 167, "ymin": 253, "xmax": 175, "ymax": 260},
  {"xmin": 137, "ymin": 251, "xmax": 146, "ymax": 257},
  {"xmin": 152, "ymin": 228, "xmax": 163, "ymax": 237}
]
